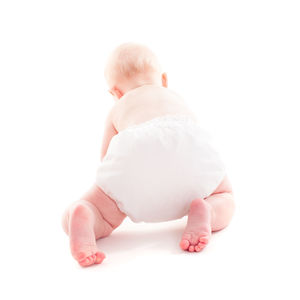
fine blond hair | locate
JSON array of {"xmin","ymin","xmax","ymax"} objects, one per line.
[{"xmin": 104, "ymin": 43, "xmax": 162, "ymax": 86}]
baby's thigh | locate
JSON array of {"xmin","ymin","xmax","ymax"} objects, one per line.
[{"xmin": 81, "ymin": 184, "xmax": 126, "ymax": 229}]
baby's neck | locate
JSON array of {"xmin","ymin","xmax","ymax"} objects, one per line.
[{"xmin": 122, "ymin": 82, "xmax": 162, "ymax": 95}]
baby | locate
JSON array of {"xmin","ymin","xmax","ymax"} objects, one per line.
[{"xmin": 62, "ymin": 43, "xmax": 235, "ymax": 267}]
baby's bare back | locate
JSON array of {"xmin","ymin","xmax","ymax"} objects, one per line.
[{"xmin": 111, "ymin": 85, "xmax": 197, "ymax": 132}]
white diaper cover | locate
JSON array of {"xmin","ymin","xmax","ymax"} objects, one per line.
[{"xmin": 96, "ymin": 115, "xmax": 226, "ymax": 223}]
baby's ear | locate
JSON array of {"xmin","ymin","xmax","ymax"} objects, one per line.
[
  {"xmin": 162, "ymin": 72, "xmax": 168, "ymax": 88},
  {"xmin": 109, "ymin": 87, "xmax": 123, "ymax": 99}
]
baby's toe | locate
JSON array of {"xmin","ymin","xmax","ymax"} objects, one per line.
[
  {"xmin": 180, "ymin": 239, "xmax": 190, "ymax": 250},
  {"xmin": 199, "ymin": 236, "xmax": 209, "ymax": 244},
  {"xmin": 188, "ymin": 245, "xmax": 195, "ymax": 252},
  {"xmin": 195, "ymin": 245, "xmax": 201, "ymax": 252},
  {"xmin": 95, "ymin": 252, "xmax": 105, "ymax": 264},
  {"xmin": 79, "ymin": 258, "xmax": 89, "ymax": 267},
  {"xmin": 197, "ymin": 242, "xmax": 206, "ymax": 251},
  {"xmin": 74, "ymin": 251, "xmax": 86, "ymax": 261},
  {"xmin": 79, "ymin": 255, "xmax": 94, "ymax": 267}
]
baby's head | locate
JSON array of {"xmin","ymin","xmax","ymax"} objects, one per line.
[{"xmin": 104, "ymin": 43, "xmax": 167, "ymax": 99}]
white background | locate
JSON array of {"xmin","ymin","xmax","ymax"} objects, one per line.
[{"xmin": 0, "ymin": 0, "xmax": 299, "ymax": 299}]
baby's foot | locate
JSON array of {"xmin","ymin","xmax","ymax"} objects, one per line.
[
  {"xmin": 180, "ymin": 198, "xmax": 212, "ymax": 252},
  {"xmin": 69, "ymin": 203, "xmax": 105, "ymax": 267}
]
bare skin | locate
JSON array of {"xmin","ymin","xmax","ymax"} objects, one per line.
[
  {"xmin": 100, "ymin": 84, "xmax": 197, "ymax": 161},
  {"xmin": 62, "ymin": 176, "xmax": 234, "ymax": 266},
  {"xmin": 180, "ymin": 176, "xmax": 234, "ymax": 252},
  {"xmin": 62, "ymin": 76, "xmax": 235, "ymax": 267},
  {"xmin": 62, "ymin": 185, "xmax": 126, "ymax": 267}
]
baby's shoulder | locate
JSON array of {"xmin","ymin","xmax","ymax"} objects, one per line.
[{"xmin": 108, "ymin": 100, "xmax": 124, "ymax": 127}]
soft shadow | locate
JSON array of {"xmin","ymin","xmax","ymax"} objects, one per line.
[{"xmin": 97, "ymin": 221, "xmax": 186, "ymax": 257}]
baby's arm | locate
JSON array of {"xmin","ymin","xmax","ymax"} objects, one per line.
[{"xmin": 100, "ymin": 110, "xmax": 118, "ymax": 161}]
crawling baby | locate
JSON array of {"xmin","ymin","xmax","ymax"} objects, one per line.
[{"xmin": 62, "ymin": 43, "xmax": 235, "ymax": 267}]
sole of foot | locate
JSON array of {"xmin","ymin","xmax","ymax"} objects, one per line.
[
  {"xmin": 180, "ymin": 198, "xmax": 212, "ymax": 252},
  {"xmin": 69, "ymin": 203, "xmax": 106, "ymax": 267}
]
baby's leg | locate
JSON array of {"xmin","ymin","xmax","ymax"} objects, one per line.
[
  {"xmin": 180, "ymin": 176, "xmax": 235, "ymax": 252},
  {"xmin": 62, "ymin": 185, "xmax": 126, "ymax": 267}
]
